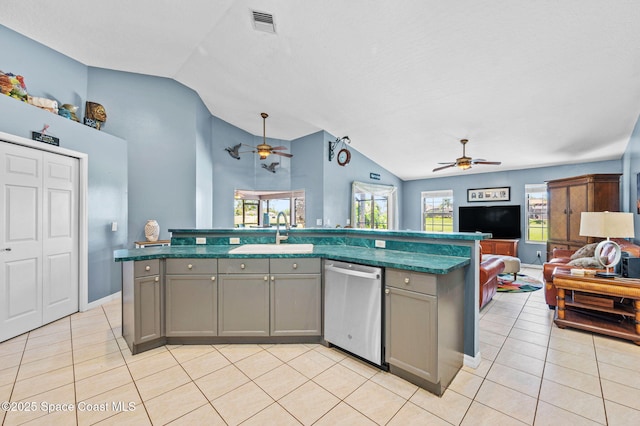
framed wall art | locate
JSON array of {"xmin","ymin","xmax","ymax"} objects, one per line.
[{"xmin": 467, "ymin": 186, "xmax": 510, "ymax": 202}]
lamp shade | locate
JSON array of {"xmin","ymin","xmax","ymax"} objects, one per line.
[{"xmin": 579, "ymin": 211, "xmax": 635, "ymax": 238}]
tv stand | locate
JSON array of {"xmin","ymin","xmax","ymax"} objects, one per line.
[{"xmin": 479, "ymin": 239, "xmax": 519, "ymax": 257}]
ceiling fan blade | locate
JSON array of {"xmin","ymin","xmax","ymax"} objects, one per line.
[
  {"xmin": 272, "ymin": 151, "xmax": 293, "ymax": 158},
  {"xmin": 270, "ymin": 146, "xmax": 288, "ymax": 151},
  {"xmin": 432, "ymin": 163, "xmax": 456, "ymax": 172},
  {"xmin": 471, "ymin": 158, "xmax": 486, "ymax": 163},
  {"xmin": 473, "ymin": 161, "xmax": 501, "ymax": 165}
]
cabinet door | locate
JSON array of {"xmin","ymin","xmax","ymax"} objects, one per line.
[
  {"xmin": 134, "ymin": 275, "xmax": 161, "ymax": 344},
  {"xmin": 218, "ymin": 274, "xmax": 269, "ymax": 336},
  {"xmin": 479, "ymin": 240, "xmax": 494, "ymax": 254},
  {"xmin": 494, "ymin": 241, "xmax": 516, "ymax": 256},
  {"xmin": 385, "ymin": 286, "xmax": 437, "ymax": 382},
  {"xmin": 270, "ymin": 274, "xmax": 321, "ymax": 336},
  {"xmin": 166, "ymin": 275, "xmax": 217, "ymax": 337},
  {"xmin": 548, "ymin": 186, "xmax": 568, "ymax": 242},
  {"xmin": 568, "ymin": 183, "xmax": 588, "ymax": 243}
]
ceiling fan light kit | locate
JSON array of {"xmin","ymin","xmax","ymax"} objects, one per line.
[
  {"xmin": 224, "ymin": 112, "xmax": 293, "ymax": 163},
  {"xmin": 432, "ymin": 139, "xmax": 501, "ymax": 172}
]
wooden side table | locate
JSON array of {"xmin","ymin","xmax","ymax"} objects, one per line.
[{"xmin": 552, "ymin": 268, "xmax": 640, "ymax": 344}]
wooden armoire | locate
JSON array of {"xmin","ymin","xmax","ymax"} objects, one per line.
[{"xmin": 546, "ymin": 174, "xmax": 621, "ymax": 259}]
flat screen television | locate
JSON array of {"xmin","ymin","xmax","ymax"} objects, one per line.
[{"xmin": 459, "ymin": 205, "xmax": 521, "ymax": 239}]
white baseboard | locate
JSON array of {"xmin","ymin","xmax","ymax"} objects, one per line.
[
  {"xmin": 83, "ymin": 291, "xmax": 122, "ymax": 311},
  {"xmin": 521, "ymin": 263, "xmax": 543, "ymax": 269},
  {"xmin": 464, "ymin": 352, "xmax": 482, "ymax": 369}
]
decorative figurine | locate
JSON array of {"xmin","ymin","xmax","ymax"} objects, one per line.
[
  {"xmin": 0, "ymin": 71, "xmax": 28, "ymax": 101},
  {"xmin": 59, "ymin": 104, "xmax": 79, "ymax": 122},
  {"xmin": 84, "ymin": 101, "xmax": 107, "ymax": 130}
]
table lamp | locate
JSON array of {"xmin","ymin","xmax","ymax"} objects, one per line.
[{"xmin": 579, "ymin": 211, "xmax": 635, "ymax": 278}]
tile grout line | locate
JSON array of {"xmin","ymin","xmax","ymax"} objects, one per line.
[{"xmin": 100, "ymin": 303, "xmax": 153, "ymax": 425}]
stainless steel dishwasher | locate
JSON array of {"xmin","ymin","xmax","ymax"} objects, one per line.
[{"xmin": 323, "ymin": 260, "xmax": 382, "ymax": 366}]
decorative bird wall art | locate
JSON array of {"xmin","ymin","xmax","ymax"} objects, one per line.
[
  {"xmin": 261, "ymin": 162, "xmax": 279, "ymax": 173},
  {"xmin": 225, "ymin": 143, "xmax": 242, "ymax": 160}
]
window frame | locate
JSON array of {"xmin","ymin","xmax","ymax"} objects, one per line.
[
  {"xmin": 525, "ymin": 184, "xmax": 548, "ymax": 243},
  {"xmin": 421, "ymin": 190, "xmax": 454, "ymax": 232}
]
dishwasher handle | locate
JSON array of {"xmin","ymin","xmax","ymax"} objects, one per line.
[{"xmin": 324, "ymin": 264, "xmax": 380, "ymax": 280}]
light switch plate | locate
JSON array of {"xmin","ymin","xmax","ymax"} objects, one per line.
[
  {"xmin": 196, "ymin": 237, "xmax": 206, "ymax": 245},
  {"xmin": 375, "ymin": 240, "xmax": 386, "ymax": 248},
  {"xmin": 111, "ymin": 222, "xmax": 117, "ymax": 232},
  {"xmin": 229, "ymin": 237, "xmax": 240, "ymax": 245},
  {"xmin": 316, "ymin": 219, "xmax": 323, "ymax": 226}
]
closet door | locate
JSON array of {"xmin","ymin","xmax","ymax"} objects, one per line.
[
  {"xmin": 43, "ymin": 152, "xmax": 78, "ymax": 323},
  {"xmin": 0, "ymin": 144, "xmax": 43, "ymax": 341},
  {"xmin": 0, "ymin": 143, "xmax": 79, "ymax": 341}
]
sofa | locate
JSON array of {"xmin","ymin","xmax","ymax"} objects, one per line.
[
  {"xmin": 542, "ymin": 238, "xmax": 640, "ymax": 308},
  {"xmin": 479, "ymin": 250, "xmax": 506, "ymax": 310}
]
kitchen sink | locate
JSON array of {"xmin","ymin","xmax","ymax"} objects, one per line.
[{"xmin": 229, "ymin": 243, "xmax": 314, "ymax": 254}]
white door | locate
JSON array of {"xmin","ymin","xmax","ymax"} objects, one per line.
[
  {"xmin": 0, "ymin": 144, "xmax": 44, "ymax": 340},
  {"xmin": 43, "ymin": 152, "xmax": 78, "ymax": 323},
  {"xmin": 0, "ymin": 143, "xmax": 79, "ymax": 341}
]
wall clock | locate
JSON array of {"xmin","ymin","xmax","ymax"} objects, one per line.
[{"xmin": 337, "ymin": 148, "xmax": 351, "ymax": 166}]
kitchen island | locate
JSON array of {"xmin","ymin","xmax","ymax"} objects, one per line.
[{"xmin": 115, "ymin": 228, "xmax": 488, "ymax": 395}]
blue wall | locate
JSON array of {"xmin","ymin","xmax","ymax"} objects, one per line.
[
  {"xmin": 0, "ymin": 25, "xmax": 87, "ymax": 113},
  {"xmin": 322, "ymin": 131, "xmax": 403, "ymax": 228},
  {"xmin": 403, "ymin": 160, "xmax": 624, "ymax": 264},
  {"xmin": 196, "ymin": 98, "xmax": 213, "ymax": 228},
  {"xmin": 86, "ymin": 68, "xmax": 201, "ymax": 242},
  {"xmin": 211, "ymin": 115, "xmax": 293, "ymax": 227},
  {"xmin": 0, "ymin": 95, "xmax": 128, "ymax": 302},
  {"xmin": 291, "ymin": 131, "xmax": 325, "ymax": 227}
]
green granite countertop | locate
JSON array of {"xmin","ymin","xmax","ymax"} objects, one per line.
[
  {"xmin": 114, "ymin": 244, "xmax": 470, "ymax": 275},
  {"xmin": 169, "ymin": 227, "xmax": 489, "ymax": 241}
]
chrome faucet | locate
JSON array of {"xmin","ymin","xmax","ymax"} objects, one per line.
[{"xmin": 275, "ymin": 211, "xmax": 290, "ymax": 244}]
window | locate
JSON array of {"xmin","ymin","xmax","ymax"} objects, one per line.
[
  {"xmin": 525, "ymin": 184, "xmax": 548, "ymax": 242},
  {"xmin": 421, "ymin": 190, "xmax": 453, "ymax": 232},
  {"xmin": 234, "ymin": 198, "xmax": 259, "ymax": 227},
  {"xmin": 234, "ymin": 189, "xmax": 305, "ymax": 228},
  {"xmin": 352, "ymin": 181, "xmax": 398, "ymax": 230}
]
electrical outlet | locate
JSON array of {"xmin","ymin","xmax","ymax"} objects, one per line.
[
  {"xmin": 229, "ymin": 237, "xmax": 240, "ymax": 245},
  {"xmin": 196, "ymin": 237, "xmax": 206, "ymax": 245},
  {"xmin": 536, "ymin": 250, "xmax": 542, "ymax": 258},
  {"xmin": 375, "ymin": 240, "xmax": 386, "ymax": 248}
]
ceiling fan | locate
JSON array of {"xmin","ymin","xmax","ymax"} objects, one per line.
[
  {"xmin": 224, "ymin": 112, "xmax": 293, "ymax": 160},
  {"xmin": 433, "ymin": 139, "xmax": 501, "ymax": 172}
]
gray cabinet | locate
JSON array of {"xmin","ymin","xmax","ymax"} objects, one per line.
[
  {"xmin": 270, "ymin": 258, "xmax": 321, "ymax": 336},
  {"xmin": 122, "ymin": 259, "xmax": 163, "ymax": 354},
  {"xmin": 218, "ymin": 259, "xmax": 270, "ymax": 336},
  {"xmin": 385, "ymin": 268, "xmax": 464, "ymax": 395},
  {"xmin": 165, "ymin": 259, "xmax": 217, "ymax": 337}
]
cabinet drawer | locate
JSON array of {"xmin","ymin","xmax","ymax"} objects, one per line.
[
  {"xmin": 270, "ymin": 258, "xmax": 321, "ymax": 274},
  {"xmin": 134, "ymin": 259, "xmax": 160, "ymax": 278},
  {"xmin": 219, "ymin": 258, "xmax": 269, "ymax": 274},
  {"xmin": 386, "ymin": 268, "xmax": 436, "ymax": 295},
  {"xmin": 166, "ymin": 258, "xmax": 217, "ymax": 275}
]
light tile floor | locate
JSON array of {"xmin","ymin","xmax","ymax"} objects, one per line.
[{"xmin": 1, "ymin": 266, "xmax": 640, "ymax": 425}]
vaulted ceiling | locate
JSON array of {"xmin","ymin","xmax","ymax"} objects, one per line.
[{"xmin": 2, "ymin": 1, "xmax": 639, "ymax": 180}]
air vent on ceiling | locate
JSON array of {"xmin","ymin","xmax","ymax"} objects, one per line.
[{"xmin": 252, "ymin": 10, "xmax": 276, "ymax": 34}]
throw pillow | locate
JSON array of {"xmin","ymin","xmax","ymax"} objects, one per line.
[
  {"xmin": 567, "ymin": 257, "xmax": 601, "ymax": 268},
  {"xmin": 570, "ymin": 243, "xmax": 598, "ymax": 260}
]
